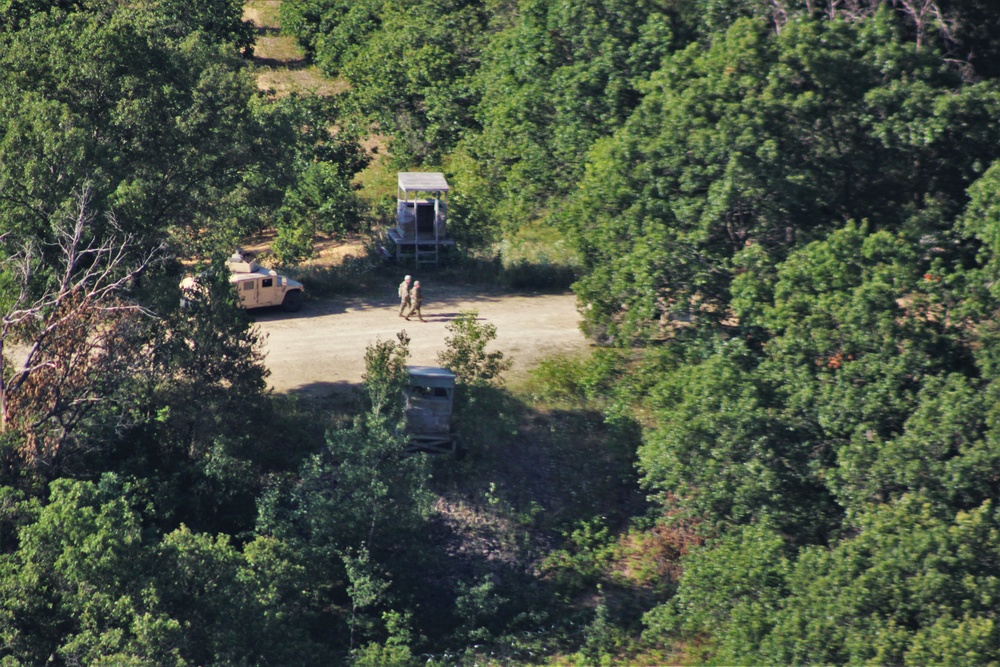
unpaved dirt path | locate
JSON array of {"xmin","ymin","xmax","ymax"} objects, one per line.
[{"xmin": 254, "ymin": 285, "xmax": 588, "ymax": 397}]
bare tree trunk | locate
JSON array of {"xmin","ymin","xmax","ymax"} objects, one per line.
[{"xmin": 892, "ymin": 0, "xmax": 955, "ymax": 50}]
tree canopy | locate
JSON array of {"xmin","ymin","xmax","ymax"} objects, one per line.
[{"xmin": 5, "ymin": 0, "xmax": 1000, "ymax": 663}]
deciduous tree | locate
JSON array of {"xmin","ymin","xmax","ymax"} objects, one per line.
[{"xmin": 0, "ymin": 189, "xmax": 164, "ymax": 473}]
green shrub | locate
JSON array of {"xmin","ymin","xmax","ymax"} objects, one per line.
[
  {"xmin": 527, "ymin": 351, "xmax": 627, "ymax": 404},
  {"xmin": 500, "ymin": 259, "xmax": 577, "ymax": 292},
  {"xmin": 438, "ymin": 310, "xmax": 513, "ymax": 386},
  {"xmin": 284, "ymin": 252, "xmax": 390, "ymax": 298}
]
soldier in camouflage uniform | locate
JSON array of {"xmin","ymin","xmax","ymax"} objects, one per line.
[
  {"xmin": 406, "ymin": 280, "xmax": 425, "ymax": 322},
  {"xmin": 398, "ymin": 275, "xmax": 412, "ymax": 317}
]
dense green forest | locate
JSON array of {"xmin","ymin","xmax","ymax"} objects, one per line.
[{"xmin": 3, "ymin": 0, "xmax": 1000, "ymax": 664}]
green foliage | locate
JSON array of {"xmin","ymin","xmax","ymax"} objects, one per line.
[
  {"xmin": 253, "ymin": 418, "xmax": 431, "ymax": 651},
  {"xmin": 527, "ymin": 350, "xmax": 628, "ymax": 405},
  {"xmin": 445, "ymin": 379, "xmax": 642, "ymax": 531},
  {"xmin": 638, "ymin": 341, "xmax": 837, "ymax": 538},
  {"xmin": 757, "ymin": 496, "xmax": 1000, "ymax": 665},
  {"xmin": 135, "ymin": 265, "xmax": 276, "ymax": 533},
  {"xmin": 643, "ymin": 521, "xmax": 791, "ymax": 663},
  {"xmin": 155, "ymin": 0, "xmax": 255, "ymax": 50},
  {"xmin": 254, "ymin": 336, "xmax": 431, "ymax": 654},
  {"xmin": 467, "ymin": 0, "xmax": 673, "ymax": 231},
  {"xmin": 284, "ymin": 253, "xmax": 389, "ymax": 300},
  {"xmin": 362, "ymin": 331, "xmax": 411, "ymax": 420},
  {"xmin": 437, "ymin": 309, "xmax": 513, "ymax": 386},
  {"xmin": 268, "ymin": 95, "xmax": 370, "ymax": 265},
  {"xmin": 0, "ymin": 478, "xmax": 167, "ymax": 666},
  {"xmin": 150, "ymin": 526, "xmax": 319, "ymax": 665},
  {"xmin": 542, "ymin": 517, "xmax": 618, "ymax": 594},
  {"xmin": 829, "ymin": 374, "xmax": 1000, "ymax": 515},
  {"xmin": 760, "ymin": 223, "xmax": 964, "ymax": 436},
  {"xmin": 343, "ymin": 546, "xmax": 392, "ymax": 649},
  {"xmin": 0, "ymin": 3, "xmax": 368, "ymax": 267},
  {"xmin": 351, "ymin": 640, "xmax": 418, "ymax": 667},
  {"xmin": 1, "ymin": 0, "xmax": 252, "ymax": 46},
  {"xmin": 454, "ymin": 574, "xmax": 507, "ymax": 643},
  {"xmin": 579, "ymin": 591, "xmax": 631, "ymax": 667},
  {"xmin": 283, "ymin": 0, "xmax": 489, "ymax": 162},
  {"xmin": 498, "ymin": 259, "xmax": 577, "ymax": 291},
  {"xmin": 0, "ymin": 5, "xmax": 267, "ymax": 257},
  {"xmin": 0, "ymin": 15, "xmax": 372, "ymax": 662},
  {"xmin": 0, "ymin": 478, "xmax": 324, "ymax": 666},
  {"xmin": 272, "ymin": 335, "xmax": 429, "ymax": 552},
  {"xmin": 5, "ymin": 0, "xmax": 1000, "ymax": 661},
  {"xmin": 962, "ymin": 159, "xmax": 1000, "ymax": 295},
  {"xmin": 274, "ymin": 160, "xmax": 362, "ymax": 264},
  {"xmin": 567, "ymin": 14, "xmax": 1000, "ymax": 341},
  {"xmin": 441, "ymin": 149, "xmax": 500, "ymax": 249},
  {"xmin": 351, "ymin": 609, "xmax": 417, "ymax": 666}
]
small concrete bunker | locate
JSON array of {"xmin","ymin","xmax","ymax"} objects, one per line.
[
  {"xmin": 388, "ymin": 172, "xmax": 455, "ymax": 266},
  {"xmin": 403, "ymin": 365, "xmax": 457, "ymax": 454}
]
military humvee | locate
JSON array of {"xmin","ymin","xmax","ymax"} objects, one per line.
[{"xmin": 180, "ymin": 250, "xmax": 305, "ymax": 312}]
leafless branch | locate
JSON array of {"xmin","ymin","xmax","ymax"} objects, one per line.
[
  {"xmin": 770, "ymin": 0, "xmax": 791, "ymax": 34},
  {"xmin": 0, "ymin": 185, "xmax": 166, "ymax": 463}
]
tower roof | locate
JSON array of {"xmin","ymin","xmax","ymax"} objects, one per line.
[{"xmin": 398, "ymin": 172, "xmax": 449, "ymax": 193}]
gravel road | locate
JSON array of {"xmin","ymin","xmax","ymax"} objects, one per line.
[{"xmin": 253, "ymin": 285, "xmax": 588, "ymax": 397}]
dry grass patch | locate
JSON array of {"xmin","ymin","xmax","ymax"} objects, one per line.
[
  {"xmin": 244, "ymin": 0, "xmax": 281, "ymax": 30},
  {"xmin": 254, "ymin": 34, "xmax": 305, "ymax": 64},
  {"xmin": 244, "ymin": 0, "xmax": 347, "ymax": 97},
  {"xmin": 241, "ymin": 231, "xmax": 368, "ymax": 268},
  {"xmin": 257, "ymin": 66, "xmax": 348, "ymax": 98}
]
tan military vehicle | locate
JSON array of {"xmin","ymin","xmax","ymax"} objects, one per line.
[{"xmin": 180, "ymin": 250, "xmax": 305, "ymax": 312}]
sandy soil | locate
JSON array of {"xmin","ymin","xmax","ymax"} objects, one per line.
[{"xmin": 253, "ymin": 284, "xmax": 589, "ymax": 397}]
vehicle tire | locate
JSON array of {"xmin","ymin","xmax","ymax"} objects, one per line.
[{"xmin": 281, "ymin": 290, "xmax": 303, "ymax": 312}]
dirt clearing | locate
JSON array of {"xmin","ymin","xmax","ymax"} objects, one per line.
[{"xmin": 254, "ymin": 284, "xmax": 588, "ymax": 397}]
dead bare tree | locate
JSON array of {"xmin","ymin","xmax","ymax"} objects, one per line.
[
  {"xmin": 823, "ymin": 0, "xmax": 878, "ymax": 23},
  {"xmin": 770, "ymin": 0, "xmax": 791, "ymax": 34},
  {"xmin": 892, "ymin": 0, "xmax": 955, "ymax": 50},
  {"xmin": 814, "ymin": 0, "xmax": 957, "ymax": 52},
  {"xmin": 0, "ymin": 186, "xmax": 166, "ymax": 469}
]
